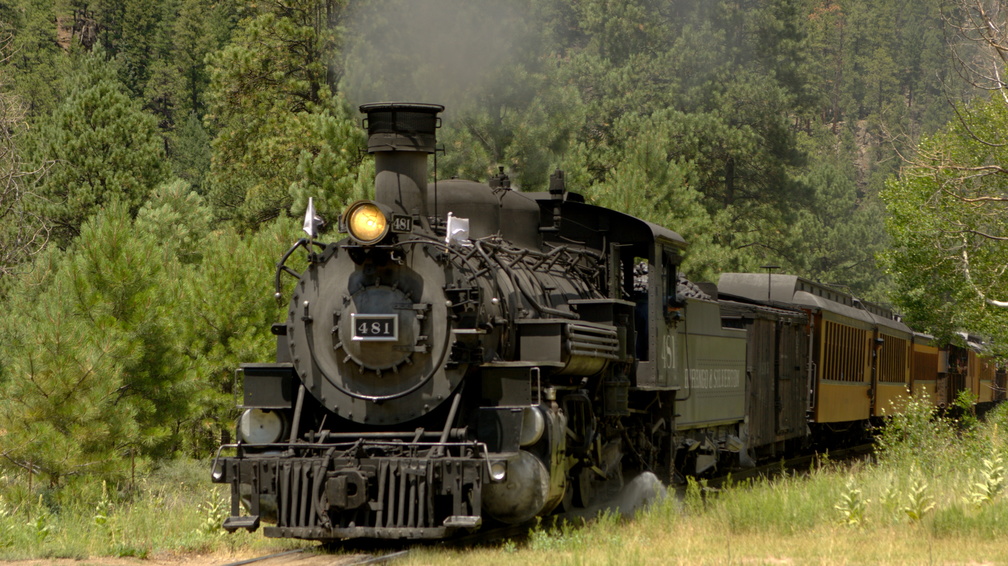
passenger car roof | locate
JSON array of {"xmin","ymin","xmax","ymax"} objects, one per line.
[{"xmin": 718, "ymin": 273, "xmax": 910, "ymax": 333}]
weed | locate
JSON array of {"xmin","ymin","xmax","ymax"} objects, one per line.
[
  {"xmin": 834, "ymin": 477, "xmax": 869, "ymax": 526},
  {"xmin": 953, "ymin": 390, "xmax": 979, "ymax": 431},
  {"xmin": 877, "ymin": 477, "xmax": 901, "ymax": 523},
  {"xmin": 984, "ymin": 404, "xmax": 1008, "ymax": 443},
  {"xmin": 684, "ymin": 476, "xmax": 708, "ymax": 515},
  {"xmin": 902, "ymin": 476, "xmax": 935, "ymax": 523},
  {"xmin": 875, "ymin": 396, "xmax": 956, "ymax": 468},
  {"xmin": 112, "ymin": 543, "xmax": 149, "ymax": 559},
  {"xmin": 965, "ymin": 453, "xmax": 1006, "ymax": 507},
  {"xmin": 93, "ymin": 480, "xmax": 112, "ymax": 528},
  {"xmin": 30, "ymin": 512, "xmax": 52, "ymax": 544},
  {"xmin": 814, "ymin": 451, "xmax": 832, "ymax": 473},
  {"xmin": 197, "ymin": 492, "xmax": 228, "ymax": 537},
  {"xmin": 526, "ymin": 516, "xmax": 595, "ymax": 553},
  {"xmin": 0, "ymin": 494, "xmax": 12, "ymax": 548}
]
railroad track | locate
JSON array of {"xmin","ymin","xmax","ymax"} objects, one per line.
[
  {"xmin": 219, "ymin": 548, "xmax": 409, "ymax": 566},
  {"xmin": 704, "ymin": 443, "xmax": 876, "ymax": 489}
]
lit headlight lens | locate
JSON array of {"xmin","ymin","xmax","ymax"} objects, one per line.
[{"xmin": 345, "ymin": 201, "xmax": 389, "ymax": 244}]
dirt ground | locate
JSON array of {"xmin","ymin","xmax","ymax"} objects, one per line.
[{"xmin": 0, "ymin": 549, "xmax": 378, "ymax": 566}]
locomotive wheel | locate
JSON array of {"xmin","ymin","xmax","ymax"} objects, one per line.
[
  {"xmin": 561, "ymin": 475, "xmax": 575, "ymax": 511},
  {"xmin": 574, "ymin": 466, "xmax": 596, "ymax": 508},
  {"xmin": 574, "ymin": 465, "xmax": 629, "ymax": 509}
]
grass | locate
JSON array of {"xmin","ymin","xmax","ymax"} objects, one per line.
[
  {"xmin": 0, "ymin": 459, "xmax": 311, "ymax": 561},
  {"xmin": 396, "ymin": 399, "xmax": 1008, "ymax": 566},
  {"xmin": 2, "ymin": 399, "xmax": 1007, "ymax": 564},
  {"xmin": 393, "ymin": 459, "xmax": 1008, "ymax": 565}
]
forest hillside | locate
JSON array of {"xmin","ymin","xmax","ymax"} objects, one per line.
[{"xmin": 0, "ymin": 0, "xmax": 1005, "ymax": 485}]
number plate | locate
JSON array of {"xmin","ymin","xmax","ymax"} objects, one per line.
[
  {"xmin": 351, "ymin": 314, "xmax": 398, "ymax": 341},
  {"xmin": 391, "ymin": 214, "xmax": 413, "ymax": 233}
]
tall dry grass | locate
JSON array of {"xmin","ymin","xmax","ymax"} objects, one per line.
[
  {"xmin": 1, "ymin": 398, "xmax": 1006, "ymax": 564},
  {"xmin": 402, "ymin": 398, "xmax": 1008, "ymax": 565}
]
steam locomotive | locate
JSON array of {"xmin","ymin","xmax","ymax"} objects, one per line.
[{"xmin": 211, "ymin": 102, "xmax": 1005, "ymax": 541}]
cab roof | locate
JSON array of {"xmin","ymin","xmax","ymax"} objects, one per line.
[{"xmin": 525, "ymin": 191, "xmax": 688, "ymax": 251}]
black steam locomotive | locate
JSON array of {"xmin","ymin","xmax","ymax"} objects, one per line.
[{"xmin": 211, "ymin": 102, "xmax": 1004, "ymax": 541}]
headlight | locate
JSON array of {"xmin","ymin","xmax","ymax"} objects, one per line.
[
  {"xmin": 238, "ymin": 409, "xmax": 286, "ymax": 444},
  {"xmin": 344, "ymin": 201, "xmax": 389, "ymax": 244}
]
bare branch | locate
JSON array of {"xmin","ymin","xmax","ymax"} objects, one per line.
[{"xmin": 961, "ymin": 237, "xmax": 1008, "ymax": 306}]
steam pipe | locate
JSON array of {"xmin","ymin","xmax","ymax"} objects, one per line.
[{"xmin": 434, "ymin": 392, "xmax": 463, "ymax": 457}]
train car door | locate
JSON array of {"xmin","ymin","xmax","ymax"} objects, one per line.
[{"xmin": 653, "ymin": 247, "xmax": 681, "ymax": 390}]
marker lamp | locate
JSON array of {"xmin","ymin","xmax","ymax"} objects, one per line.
[
  {"xmin": 490, "ymin": 460, "xmax": 508, "ymax": 482},
  {"xmin": 344, "ymin": 201, "xmax": 390, "ymax": 245}
]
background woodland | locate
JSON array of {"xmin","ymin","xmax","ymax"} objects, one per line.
[{"xmin": 1, "ymin": 0, "xmax": 1006, "ymax": 488}]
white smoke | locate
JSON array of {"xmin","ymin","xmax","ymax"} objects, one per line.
[
  {"xmin": 561, "ymin": 472, "xmax": 669, "ymax": 523},
  {"xmin": 340, "ymin": 0, "xmax": 532, "ymax": 114}
]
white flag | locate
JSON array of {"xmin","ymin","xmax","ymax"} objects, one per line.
[
  {"xmin": 302, "ymin": 197, "xmax": 324, "ymax": 237},
  {"xmin": 445, "ymin": 212, "xmax": 470, "ymax": 246}
]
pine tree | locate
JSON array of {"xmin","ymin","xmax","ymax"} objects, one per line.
[
  {"xmin": 168, "ymin": 111, "xmax": 212, "ymax": 192},
  {"xmin": 205, "ymin": 0, "xmax": 363, "ymax": 229},
  {"xmin": 27, "ymin": 52, "xmax": 169, "ymax": 246},
  {"xmin": 174, "ymin": 218, "xmax": 294, "ymax": 454},
  {"xmin": 0, "ymin": 203, "xmax": 191, "ymax": 485}
]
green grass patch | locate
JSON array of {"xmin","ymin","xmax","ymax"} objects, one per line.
[
  {"xmin": 2, "ymin": 399, "xmax": 1007, "ymax": 564},
  {"xmin": 398, "ymin": 398, "xmax": 1008, "ymax": 565},
  {"xmin": 0, "ymin": 459, "xmax": 310, "ymax": 560}
]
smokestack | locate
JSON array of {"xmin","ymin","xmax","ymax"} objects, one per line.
[{"xmin": 359, "ymin": 102, "xmax": 444, "ymax": 219}]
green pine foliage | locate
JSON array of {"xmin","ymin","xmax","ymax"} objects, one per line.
[
  {"xmin": 0, "ymin": 0, "xmax": 998, "ymax": 509},
  {"xmin": 580, "ymin": 109, "xmax": 728, "ymax": 281},
  {"xmin": 135, "ymin": 179, "xmax": 215, "ymax": 265},
  {"xmin": 792, "ymin": 155, "xmax": 891, "ymax": 301},
  {"xmin": 172, "ymin": 218, "xmax": 294, "ymax": 454},
  {"xmin": 0, "ymin": 200, "xmax": 293, "ymax": 483},
  {"xmin": 167, "ymin": 111, "xmax": 212, "ymax": 193},
  {"xmin": 4, "ymin": 0, "xmax": 64, "ymax": 117},
  {"xmin": 204, "ymin": 0, "xmax": 362, "ymax": 230},
  {"xmin": 0, "ymin": 203, "xmax": 190, "ymax": 485},
  {"xmin": 26, "ymin": 51, "xmax": 169, "ymax": 246}
]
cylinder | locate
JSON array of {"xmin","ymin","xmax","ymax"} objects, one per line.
[{"xmin": 482, "ymin": 450, "xmax": 550, "ymax": 524}]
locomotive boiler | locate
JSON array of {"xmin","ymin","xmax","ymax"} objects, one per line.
[{"xmin": 212, "ymin": 102, "xmax": 752, "ymax": 540}]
